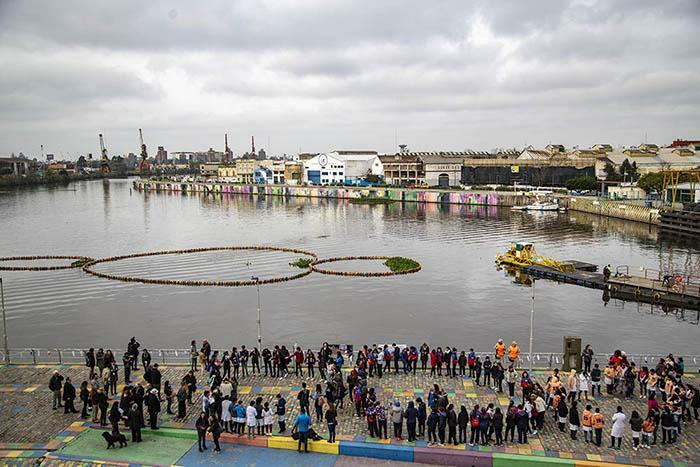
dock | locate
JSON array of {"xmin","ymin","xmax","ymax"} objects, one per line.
[
  {"xmin": 608, "ymin": 274, "xmax": 700, "ymax": 310},
  {"xmin": 519, "ymin": 261, "xmax": 607, "ymax": 290}
]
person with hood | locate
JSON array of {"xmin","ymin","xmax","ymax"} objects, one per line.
[
  {"xmin": 49, "ymin": 370, "xmax": 64, "ymax": 410},
  {"xmin": 147, "ymin": 389, "xmax": 161, "ymax": 430},
  {"xmin": 62, "ymin": 377, "xmax": 78, "ymax": 414},
  {"xmin": 427, "ymin": 407, "xmax": 439, "ymax": 446},
  {"xmin": 391, "ymin": 400, "xmax": 404, "ymax": 439},
  {"xmin": 128, "ymin": 403, "xmax": 144, "ymax": 443},
  {"xmin": 405, "ymin": 400, "xmax": 418, "ymax": 442},
  {"xmin": 446, "ymin": 404, "xmax": 458, "ymax": 445},
  {"xmin": 457, "ymin": 405, "xmax": 469, "ymax": 444}
]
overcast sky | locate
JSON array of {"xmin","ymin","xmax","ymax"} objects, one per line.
[{"xmin": 1, "ymin": 0, "xmax": 698, "ymax": 159}]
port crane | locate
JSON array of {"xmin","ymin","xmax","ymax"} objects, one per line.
[
  {"xmin": 99, "ymin": 133, "xmax": 111, "ymax": 174},
  {"xmin": 138, "ymin": 128, "xmax": 150, "ymax": 173}
]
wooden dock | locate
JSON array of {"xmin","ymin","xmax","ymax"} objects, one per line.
[
  {"xmin": 659, "ymin": 209, "xmax": 700, "ymax": 238},
  {"xmin": 607, "ymin": 275, "xmax": 700, "ymax": 310}
]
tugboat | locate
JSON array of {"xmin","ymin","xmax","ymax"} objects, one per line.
[{"xmin": 496, "ymin": 242, "xmax": 575, "ymax": 272}]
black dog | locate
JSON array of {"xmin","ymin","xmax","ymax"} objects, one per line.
[{"xmin": 102, "ymin": 431, "xmax": 128, "ymax": 448}]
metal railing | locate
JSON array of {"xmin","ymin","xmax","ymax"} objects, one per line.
[{"xmin": 1, "ymin": 348, "xmax": 698, "ymax": 371}]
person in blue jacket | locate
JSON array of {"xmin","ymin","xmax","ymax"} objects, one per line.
[{"xmin": 294, "ymin": 408, "xmax": 312, "ymax": 453}]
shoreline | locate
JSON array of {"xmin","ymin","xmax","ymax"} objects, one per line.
[{"xmin": 133, "ymin": 179, "xmax": 661, "ymax": 226}]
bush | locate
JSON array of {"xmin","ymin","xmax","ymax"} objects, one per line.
[{"xmin": 289, "ymin": 258, "xmax": 313, "ymax": 268}]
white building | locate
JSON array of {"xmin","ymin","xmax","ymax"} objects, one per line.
[
  {"xmin": 303, "ymin": 150, "xmax": 383, "ymax": 185},
  {"xmin": 304, "ymin": 153, "xmax": 346, "ymax": 185}
]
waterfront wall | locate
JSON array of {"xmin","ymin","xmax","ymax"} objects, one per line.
[
  {"xmin": 564, "ymin": 197, "xmax": 660, "ymax": 225},
  {"xmin": 134, "ymin": 180, "xmax": 521, "ymax": 206}
]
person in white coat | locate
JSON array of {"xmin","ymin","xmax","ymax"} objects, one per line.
[
  {"xmin": 246, "ymin": 401, "xmax": 258, "ymax": 438},
  {"xmin": 609, "ymin": 406, "xmax": 626, "ymax": 449},
  {"xmin": 221, "ymin": 396, "xmax": 233, "ymax": 433}
]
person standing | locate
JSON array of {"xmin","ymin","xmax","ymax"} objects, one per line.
[
  {"xmin": 568, "ymin": 401, "xmax": 580, "ymax": 440},
  {"xmin": 492, "ymin": 407, "xmax": 504, "ymax": 446},
  {"xmin": 405, "ymin": 401, "xmax": 418, "ymax": 442},
  {"xmin": 582, "ymin": 344, "xmax": 594, "ymax": 373},
  {"xmin": 391, "ymin": 400, "xmax": 403, "ymax": 440},
  {"xmin": 416, "ymin": 397, "xmax": 427, "ymax": 438},
  {"xmin": 108, "ymin": 401, "xmax": 122, "ymax": 436},
  {"xmin": 581, "ymin": 404, "xmax": 593, "ymax": 443},
  {"xmin": 195, "ymin": 411, "xmax": 208, "ymax": 451},
  {"xmin": 79, "ymin": 381, "xmax": 90, "ymax": 419},
  {"xmin": 123, "ymin": 354, "xmax": 131, "ymax": 384},
  {"xmin": 151, "ymin": 363, "xmax": 162, "ymax": 396},
  {"xmin": 251, "ymin": 348, "xmax": 261, "ymax": 375},
  {"xmin": 294, "ymin": 408, "xmax": 312, "ymax": 453},
  {"xmin": 297, "ymin": 382, "xmax": 310, "ymax": 415},
  {"xmin": 457, "ymin": 405, "xmax": 468, "ymax": 444},
  {"xmin": 446, "ymin": 404, "xmax": 458, "ymax": 445},
  {"xmin": 592, "ymin": 408, "xmax": 604, "ymax": 446},
  {"xmin": 49, "ymin": 371, "xmax": 64, "ymax": 410},
  {"xmin": 508, "ymin": 342, "xmax": 520, "ymax": 369},
  {"xmin": 85, "ymin": 348, "xmax": 96, "ymax": 373},
  {"xmin": 147, "ymin": 389, "xmax": 161, "ymax": 430},
  {"xmin": 141, "ymin": 348, "xmax": 151, "ymax": 372},
  {"xmin": 190, "ymin": 340, "xmax": 198, "ymax": 372},
  {"xmin": 209, "ymin": 416, "xmax": 222, "ymax": 453},
  {"xmin": 275, "ymin": 393, "xmax": 287, "ymax": 433},
  {"xmin": 427, "ymin": 407, "xmax": 439, "ymax": 446},
  {"xmin": 129, "ymin": 403, "xmax": 143, "ymax": 443},
  {"xmin": 63, "ymin": 377, "xmax": 78, "ymax": 414},
  {"xmin": 630, "ymin": 410, "xmax": 642, "ymax": 451},
  {"xmin": 325, "ymin": 403, "xmax": 337, "ymax": 443},
  {"xmin": 609, "ymin": 406, "xmax": 626, "ymax": 449},
  {"xmin": 376, "ymin": 401, "xmax": 388, "ymax": 439},
  {"xmin": 176, "ymin": 382, "xmax": 188, "ymax": 419}
]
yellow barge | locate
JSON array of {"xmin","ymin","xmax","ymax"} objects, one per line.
[{"xmin": 496, "ymin": 242, "xmax": 576, "ymax": 273}]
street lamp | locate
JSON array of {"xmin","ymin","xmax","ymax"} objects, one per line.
[
  {"xmin": 528, "ymin": 278, "xmax": 535, "ymax": 372},
  {"xmin": 0, "ymin": 278, "xmax": 9, "ymax": 364},
  {"xmin": 251, "ymin": 276, "xmax": 262, "ymax": 347}
]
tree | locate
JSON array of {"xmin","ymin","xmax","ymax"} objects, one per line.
[
  {"xmin": 603, "ymin": 163, "xmax": 622, "ymax": 181},
  {"xmin": 637, "ymin": 172, "xmax": 664, "ymax": 194},
  {"xmin": 565, "ymin": 176, "xmax": 598, "ymax": 191}
]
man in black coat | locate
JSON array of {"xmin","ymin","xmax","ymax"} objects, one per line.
[
  {"xmin": 49, "ymin": 371, "xmax": 64, "ymax": 410},
  {"xmin": 150, "ymin": 364, "xmax": 162, "ymax": 397},
  {"xmin": 63, "ymin": 377, "xmax": 79, "ymax": 414},
  {"xmin": 128, "ymin": 337, "xmax": 140, "ymax": 370},
  {"xmin": 128, "ymin": 403, "xmax": 143, "ymax": 442},
  {"xmin": 147, "ymin": 389, "xmax": 161, "ymax": 430}
]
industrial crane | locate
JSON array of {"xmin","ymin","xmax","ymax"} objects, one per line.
[
  {"xmin": 224, "ymin": 133, "xmax": 232, "ymax": 163},
  {"xmin": 99, "ymin": 133, "xmax": 111, "ymax": 174},
  {"xmin": 138, "ymin": 128, "xmax": 150, "ymax": 173}
]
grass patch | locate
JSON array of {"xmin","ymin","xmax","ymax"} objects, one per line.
[
  {"xmin": 384, "ymin": 257, "xmax": 420, "ymax": 272},
  {"xmin": 289, "ymin": 258, "xmax": 313, "ymax": 268}
]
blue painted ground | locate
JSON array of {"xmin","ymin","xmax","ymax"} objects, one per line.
[{"xmin": 177, "ymin": 443, "xmax": 338, "ymax": 466}]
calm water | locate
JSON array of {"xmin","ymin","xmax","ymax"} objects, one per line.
[{"xmin": 1, "ymin": 178, "xmax": 698, "ymax": 353}]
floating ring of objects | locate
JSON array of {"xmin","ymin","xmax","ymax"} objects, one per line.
[
  {"xmin": 0, "ymin": 255, "xmax": 94, "ymax": 271},
  {"xmin": 311, "ymin": 256, "xmax": 421, "ymax": 277},
  {"xmin": 82, "ymin": 246, "xmax": 318, "ymax": 287}
]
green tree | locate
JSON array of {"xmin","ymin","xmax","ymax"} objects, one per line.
[
  {"xmin": 637, "ymin": 172, "xmax": 664, "ymax": 194},
  {"xmin": 565, "ymin": 176, "xmax": 599, "ymax": 191},
  {"xmin": 603, "ymin": 163, "xmax": 622, "ymax": 181}
]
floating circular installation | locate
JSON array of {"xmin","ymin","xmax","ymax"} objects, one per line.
[
  {"xmin": 82, "ymin": 246, "xmax": 318, "ymax": 287},
  {"xmin": 311, "ymin": 256, "xmax": 421, "ymax": 277},
  {"xmin": 0, "ymin": 255, "xmax": 94, "ymax": 271}
]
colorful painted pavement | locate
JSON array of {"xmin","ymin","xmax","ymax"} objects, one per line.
[{"xmin": 1, "ymin": 363, "xmax": 699, "ymax": 466}]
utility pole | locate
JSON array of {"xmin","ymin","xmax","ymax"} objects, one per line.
[
  {"xmin": 529, "ymin": 278, "xmax": 535, "ymax": 372},
  {"xmin": 1, "ymin": 278, "xmax": 9, "ymax": 364},
  {"xmin": 252, "ymin": 276, "xmax": 262, "ymax": 347}
]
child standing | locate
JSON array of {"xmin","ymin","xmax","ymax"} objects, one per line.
[{"xmin": 263, "ymin": 402, "xmax": 273, "ymax": 436}]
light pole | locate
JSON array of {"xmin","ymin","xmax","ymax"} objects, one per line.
[
  {"xmin": 251, "ymin": 276, "xmax": 262, "ymax": 347},
  {"xmin": 528, "ymin": 278, "xmax": 535, "ymax": 372},
  {"xmin": 0, "ymin": 278, "xmax": 9, "ymax": 364}
]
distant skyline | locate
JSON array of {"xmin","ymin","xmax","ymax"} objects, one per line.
[{"xmin": 1, "ymin": 0, "xmax": 698, "ymax": 160}]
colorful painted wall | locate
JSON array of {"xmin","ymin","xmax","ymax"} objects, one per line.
[{"xmin": 134, "ymin": 180, "xmax": 504, "ymax": 206}]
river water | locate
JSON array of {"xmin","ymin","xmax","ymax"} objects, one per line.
[{"xmin": 1, "ymin": 178, "xmax": 698, "ymax": 353}]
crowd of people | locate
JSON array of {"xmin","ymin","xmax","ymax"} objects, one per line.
[{"xmin": 45, "ymin": 337, "xmax": 699, "ymax": 455}]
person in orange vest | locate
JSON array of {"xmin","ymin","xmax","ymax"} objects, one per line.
[
  {"xmin": 591, "ymin": 407, "xmax": 604, "ymax": 447},
  {"xmin": 581, "ymin": 404, "xmax": 593, "ymax": 443},
  {"xmin": 494, "ymin": 339, "xmax": 506, "ymax": 361},
  {"xmin": 508, "ymin": 342, "xmax": 520, "ymax": 368}
]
